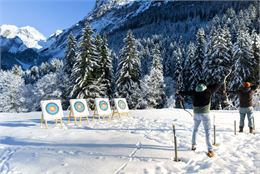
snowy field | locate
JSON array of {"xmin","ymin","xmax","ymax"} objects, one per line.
[{"xmin": 0, "ymin": 109, "xmax": 259, "ymax": 174}]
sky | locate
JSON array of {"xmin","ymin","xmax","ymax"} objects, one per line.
[{"xmin": 0, "ymin": 0, "xmax": 96, "ymax": 37}]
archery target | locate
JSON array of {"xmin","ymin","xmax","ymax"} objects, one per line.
[
  {"xmin": 95, "ymin": 98, "xmax": 112, "ymax": 116},
  {"xmin": 70, "ymin": 99, "xmax": 89, "ymax": 117},
  {"xmin": 41, "ymin": 100, "xmax": 63, "ymax": 120},
  {"xmin": 114, "ymin": 98, "xmax": 129, "ymax": 113}
]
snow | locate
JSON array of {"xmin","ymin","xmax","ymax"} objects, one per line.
[
  {"xmin": 0, "ymin": 108, "xmax": 259, "ymax": 173},
  {"xmin": 0, "ymin": 24, "xmax": 46, "ymax": 51}
]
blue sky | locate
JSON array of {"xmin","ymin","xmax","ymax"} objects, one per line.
[{"xmin": 0, "ymin": 0, "xmax": 96, "ymax": 37}]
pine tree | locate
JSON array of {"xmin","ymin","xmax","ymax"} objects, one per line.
[
  {"xmin": 146, "ymin": 44, "xmax": 165, "ymax": 108},
  {"xmin": 183, "ymin": 42, "xmax": 196, "ymax": 90},
  {"xmin": 204, "ymin": 25, "xmax": 233, "ymax": 109},
  {"xmin": 190, "ymin": 28, "xmax": 206, "ymax": 89},
  {"xmin": 99, "ymin": 35, "xmax": 113, "ymax": 98},
  {"xmin": 231, "ymin": 29, "xmax": 256, "ymax": 89},
  {"xmin": 251, "ymin": 31, "xmax": 260, "ymax": 84},
  {"xmin": 116, "ymin": 31, "xmax": 141, "ymax": 109},
  {"xmin": 173, "ymin": 43, "xmax": 184, "ymax": 108},
  {"xmin": 63, "ymin": 34, "xmax": 77, "ymax": 107},
  {"xmin": 70, "ymin": 22, "xmax": 100, "ymax": 100}
]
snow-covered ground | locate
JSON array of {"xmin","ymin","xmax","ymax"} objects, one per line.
[{"xmin": 0, "ymin": 109, "xmax": 259, "ymax": 174}]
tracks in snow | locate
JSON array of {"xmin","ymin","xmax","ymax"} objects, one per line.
[{"xmin": 0, "ymin": 148, "xmax": 16, "ymax": 174}]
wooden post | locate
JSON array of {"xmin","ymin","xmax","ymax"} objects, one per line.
[
  {"xmin": 253, "ymin": 117, "xmax": 255, "ymax": 134},
  {"xmin": 234, "ymin": 120, "xmax": 236, "ymax": 135},
  {"xmin": 213, "ymin": 115, "xmax": 216, "ymax": 145},
  {"xmin": 172, "ymin": 124, "xmax": 180, "ymax": 162}
]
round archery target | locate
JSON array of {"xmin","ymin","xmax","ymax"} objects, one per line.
[
  {"xmin": 118, "ymin": 100, "xmax": 126, "ymax": 110},
  {"xmin": 46, "ymin": 103, "xmax": 59, "ymax": 115},
  {"xmin": 99, "ymin": 100, "xmax": 108, "ymax": 111},
  {"xmin": 41, "ymin": 100, "xmax": 64, "ymax": 120},
  {"xmin": 70, "ymin": 99, "xmax": 90, "ymax": 117},
  {"xmin": 95, "ymin": 98, "xmax": 112, "ymax": 116},
  {"xmin": 114, "ymin": 98, "xmax": 129, "ymax": 113},
  {"xmin": 74, "ymin": 101, "xmax": 85, "ymax": 113}
]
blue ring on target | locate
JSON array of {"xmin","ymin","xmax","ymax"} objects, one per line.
[
  {"xmin": 118, "ymin": 100, "xmax": 126, "ymax": 110},
  {"xmin": 74, "ymin": 101, "xmax": 85, "ymax": 113},
  {"xmin": 46, "ymin": 102, "xmax": 59, "ymax": 115},
  {"xmin": 99, "ymin": 101, "xmax": 108, "ymax": 111}
]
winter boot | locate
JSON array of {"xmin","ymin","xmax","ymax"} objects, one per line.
[
  {"xmin": 207, "ymin": 150, "xmax": 215, "ymax": 158},
  {"xmin": 191, "ymin": 145, "xmax": 196, "ymax": 151},
  {"xmin": 249, "ymin": 127, "xmax": 254, "ymax": 134},
  {"xmin": 239, "ymin": 127, "xmax": 243, "ymax": 133}
]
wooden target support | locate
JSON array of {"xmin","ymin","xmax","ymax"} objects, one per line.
[
  {"xmin": 68, "ymin": 99, "xmax": 90, "ymax": 126},
  {"xmin": 40, "ymin": 100, "xmax": 64, "ymax": 129},
  {"xmin": 93, "ymin": 98, "xmax": 113, "ymax": 120},
  {"xmin": 112, "ymin": 98, "xmax": 129, "ymax": 118}
]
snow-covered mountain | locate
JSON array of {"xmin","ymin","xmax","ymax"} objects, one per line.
[
  {"xmin": 0, "ymin": 24, "xmax": 46, "ymax": 53},
  {"xmin": 0, "ymin": 0, "xmax": 254, "ymax": 69}
]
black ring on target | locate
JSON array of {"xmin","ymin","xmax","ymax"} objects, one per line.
[
  {"xmin": 118, "ymin": 100, "xmax": 126, "ymax": 110},
  {"xmin": 99, "ymin": 100, "xmax": 108, "ymax": 111},
  {"xmin": 46, "ymin": 102, "xmax": 59, "ymax": 115},
  {"xmin": 74, "ymin": 101, "xmax": 85, "ymax": 113}
]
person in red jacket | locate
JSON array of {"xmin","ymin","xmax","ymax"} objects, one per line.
[
  {"xmin": 179, "ymin": 80, "xmax": 220, "ymax": 158},
  {"xmin": 235, "ymin": 82, "xmax": 257, "ymax": 133}
]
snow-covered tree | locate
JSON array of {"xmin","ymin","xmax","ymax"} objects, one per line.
[
  {"xmin": 0, "ymin": 70, "xmax": 27, "ymax": 112},
  {"xmin": 231, "ymin": 29, "xmax": 256, "ymax": 89},
  {"xmin": 33, "ymin": 72, "xmax": 63, "ymax": 111},
  {"xmin": 204, "ymin": 25, "xmax": 233, "ymax": 109},
  {"xmin": 70, "ymin": 22, "xmax": 100, "ymax": 100},
  {"xmin": 173, "ymin": 44, "xmax": 184, "ymax": 108},
  {"xmin": 190, "ymin": 28, "xmax": 206, "ymax": 89},
  {"xmin": 63, "ymin": 34, "xmax": 77, "ymax": 107},
  {"xmin": 183, "ymin": 42, "xmax": 196, "ymax": 90},
  {"xmin": 115, "ymin": 31, "xmax": 142, "ymax": 109},
  {"xmin": 251, "ymin": 31, "xmax": 260, "ymax": 84},
  {"xmin": 11, "ymin": 65, "xmax": 24, "ymax": 76},
  {"xmin": 145, "ymin": 44, "xmax": 165, "ymax": 108},
  {"xmin": 99, "ymin": 35, "xmax": 113, "ymax": 98}
]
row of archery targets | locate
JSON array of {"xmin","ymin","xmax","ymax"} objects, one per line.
[{"xmin": 40, "ymin": 98, "xmax": 129, "ymax": 128}]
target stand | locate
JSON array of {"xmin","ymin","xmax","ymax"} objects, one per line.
[
  {"xmin": 112, "ymin": 98, "xmax": 129, "ymax": 117},
  {"xmin": 40, "ymin": 100, "xmax": 64, "ymax": 128},
  {"xmin": 93, "ymin": 98, "xmax": 112, "ymax": 120},
  {"xmin": 68, "ymin": 99, "xmax": 90, "ymax": 126}
]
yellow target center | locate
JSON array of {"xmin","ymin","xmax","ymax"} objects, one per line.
[{"xmin": 49, "ymin": 106, "xmax": 56, "ymax": 111}]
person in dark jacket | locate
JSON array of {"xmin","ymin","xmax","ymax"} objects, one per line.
[
  {"xmin": 232, "ymin": 82, "xmax": 257, "ymax": 133},
  {"xmin": 179, "ymin": 80, "xmax": 220, "ymax": 158}
]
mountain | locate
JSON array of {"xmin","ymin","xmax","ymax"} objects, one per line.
[
  {"xmin": 0, "ymin": 0, "xmax": 255, "ymax": 69},
  {"xmin": 0, "ymin": 24, "xmax": 46, "ymax": 52},
  {"xmin": 40, "ymin": 0, "xmax": 253, "ymax": 57}
]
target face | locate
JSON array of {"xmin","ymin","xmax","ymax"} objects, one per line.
[
  {"xmin": 118, "ymin": 100, "xmax": 126, "ymax": 110},
  {"xmin": 95, "ymin": 98, "xmax": 112, "ymax": 116},
  {"xmin": 41, "ymin": 100, "xmax": 64, "ymax": 121},
  {"xmin": 74, "ymin": 101, "xmax": 85, "ymax": 113},
  {"xmin": 70, "ymin": 99, "xmax": 89, "ymax": 117},
  {"xmin": 46, "ymin": 103, "xmax": 59, "ymax": 115},
  {"xmin": 114, "ymin": 98, "xmax": 129, "ymax": 113},
  {"xmin": 99, "ymin": 100, "xmax": 108, "ymax": 111}
]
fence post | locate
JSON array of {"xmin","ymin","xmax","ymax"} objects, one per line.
[{"xmin": 172, "ymin": 124, "xmax": 180, "ymax": 162}]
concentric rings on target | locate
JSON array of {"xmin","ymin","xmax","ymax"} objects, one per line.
[
  {"xmin": 46, "ymin": 102, "xmax": 59, "ymax": 115},
  {"xmin": 99, "ymin": 100, "xmax": 108, "ymax": 111},
  {"xmin": 118, "ymin": 100, "xmax": 126, "ymax": 110},
  {"xmin": 74, "ymin": 101, "xmax": 85, "ymax": 113}
]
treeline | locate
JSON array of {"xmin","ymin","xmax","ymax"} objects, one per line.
[{"xmin": 0, "ymin": 4, "xmax": 259, "ymax": 112}]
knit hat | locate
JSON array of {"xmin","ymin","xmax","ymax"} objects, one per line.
[
  {"xmin": 243, "ymin": 82, "xmax": 251, "ymax": 88},
  {"xmin": 195, "ymin": 83, "xmax": 207, "ymax": 92}
]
